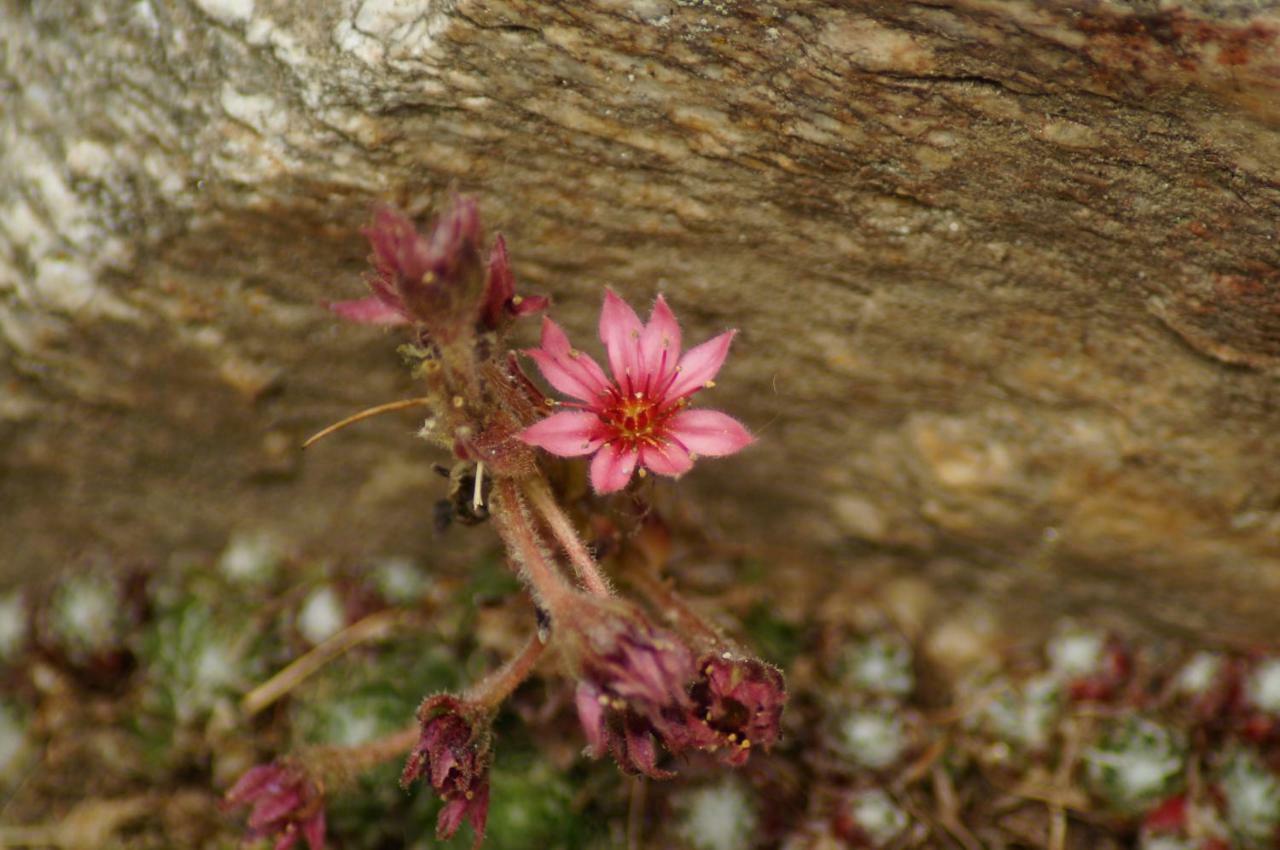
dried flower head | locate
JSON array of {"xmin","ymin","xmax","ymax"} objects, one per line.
[
  {"xmin": 224, "ymin": 761, "xmax": 326, "ymax": 850},
  {"xmin": 690, "ymin": 652, "xmax": 787, "ymax": 766},
  {"xmin": 401, "ymin": 694, "xmax": 492, "ymax": 846},
  {"xmin": 559, "ymin": 594, "xmax": 707, "ymax": 777},
  {"xmin": 521, "ymin": 290, "xmax": 753, "ymax": 493}
]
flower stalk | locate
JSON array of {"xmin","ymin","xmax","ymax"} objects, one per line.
[{"xmin": 521, "ymin": 476, "xmax": 612, "ymax": 597}]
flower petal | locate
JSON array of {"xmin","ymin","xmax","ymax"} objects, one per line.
[
  {"xmin": 623, "ymin": 723, "xmax": 673, "ymax": 779},
  {"xmin": 639, "ymin": 440, "xmax": 693, "ymax": 478},
  {"xmin": 526, "ymin": 318, "xmax": 611, "ymax": 402},
  {"xmin": 301, "ymin": 815, "xmax": 326, "ymax": 850},
  {"xmin": 599, "ymin": 289, "xmax": 643, "ymax": 394},
  {"xmin": 665, "ymin": 330, "xmax": 736, "ymax": 400},
  {"xmin": 274, "ymin": 829, "xmax": 301, "ymax": 850},
  {"xmin": 639, "ymin": 295, "xmax": 682, "ymax": 391},
  {"xmin": 435, "ymin": 798, "xmax": 468, "ymax": 841},
  {"xmin": 467, "ymin": 782, "xmax": 490, "ymax": 842},
  {"xmin": 479, "ymin": 234, "xmax": 514, "ymax": 328},
  {"xmin": 590, "ymin": 441, "xmax": 639, "ymax": 494},
  {"xmin": 667, "ymin": 409, "xmax": 754, "ymax": 457},
  {"xmin": 227, "ymin": 765, "xmax": 281, "ymax": 803},
  {"xmin": 510, "ymin": 293, "xmax": 548, "ymax": 317},
  {"xmin": 520, "ymin": 412, "xmax": 606, "ymax": 457},
  {"xmin": 575, "ymin": 682, "xmax": 607, "ymax": 755},
  {"xmin": 327, "ymin": 296, "xmax": 411, "ymax": 326}
]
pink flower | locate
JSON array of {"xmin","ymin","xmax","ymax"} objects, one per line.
[
  {"xmin": 224, "ymin": 761, "xmax": 326, "ymax": 850},
  {"xmin": 401, "ymin": 694, "xmax": 492, "ymax": 847},
  {"xmin": 520, "ymin": 290, "xmax": 754, "ymax": 493}
]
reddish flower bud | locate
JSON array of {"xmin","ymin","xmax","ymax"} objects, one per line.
[
  {"xmin": 328, "ymin": 200, "xmax": 481, "ymax": 335},
  {"xmin": 479, "ymin": 234, "xmax": 548, "ymax": 331},
  {"xmin": 401, "ymin": 694, "xmax": 492, "ymax": 846},
  {"xmin": 224, "ymin": 761, "xmax": 326, "ymax": 850},
  {"xmin": 330, "ymin": 200, "xmax": 545, "ymax": 341},
  {"xmin": 690, "ymin": 651, "xmax": 787, "ymax": 766}
]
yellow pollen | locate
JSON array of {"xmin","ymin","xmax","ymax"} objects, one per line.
[
  {"xmin": 597, "ymin": 694, "xmax": 610, "ymax": 705},
  {"xmin": 421, "ymin": 271, "xmax": 436, "ymax": 284},
  {"xmin": 727, "ymin": 733, "xmax": 738, "ymax": 743},
  {"xmin": 452, "ymin": 396, "xmax": 464, "ymax": 408},
  {"xmin": 568, "ymin": 349, "xmax": 581, "ymax": 359},
  {"xmin": 704, "ymin": 380, "xmax": 716, "ymax": 388},
  {"xmin": 637, "ymin": 468, "xmax": 647, "ymax": 478},
  {"xmin": 740, "ymin": 740, "xmax": 751, "ymax": 749},
  {"xmin": 512, "ymin": 294, "xmax": 523, "ymax": 305},
  {"xmin": 465, "ymin": 791, "xmax": 474, "ymax": 800},
  {"xmin": 544, "ymin": 398, "xmax": 557, "ymax": 407}
]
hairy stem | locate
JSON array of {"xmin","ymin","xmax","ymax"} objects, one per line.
[
  {"xmin": 308, "ymin": 723, "xmax": 422, "ymax": 787},
  {"xmin": 242, "ymin": 609, "xmax": 407, "ymax": 716},
  {"xmin": 490, "ymin": 477, "xmax": 574, "ymax": 612},
  {"xmin": 522, "ymin": 476, "xmax": 612, "ymax": 597},
  {"xmin": 625, "ymin": 568, "xmax": 722, "ymax": 646},
  {"xmin": 464, "ymin": 631, "xmax": 548, "ymax": 712}
]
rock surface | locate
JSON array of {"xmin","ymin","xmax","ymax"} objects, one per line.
[{"xmin": 2, "ymin": 0, "xmax": 1278, "ymax": 640}]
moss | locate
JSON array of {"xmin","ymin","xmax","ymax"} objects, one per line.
[{"xmin": 741, "ymin": 601, "xmax": 803, "ymax": 668}]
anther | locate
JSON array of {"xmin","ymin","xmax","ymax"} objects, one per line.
[
  {"xmin": 704, "ymin": 380, "xmax": 716, "ymax": 388},
  {"xmin": 452, "ymin": 396, "xmax": 464, "ymax": 408}
]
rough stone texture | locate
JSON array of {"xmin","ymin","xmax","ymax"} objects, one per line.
[{"xmin": 3, "ymin": 0, "xmax": 1279, "ymax": 641}]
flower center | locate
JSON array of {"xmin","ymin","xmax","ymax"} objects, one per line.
[{"xmin": 600, "ymin": 392, "xmax": 667, "ymax": 445}]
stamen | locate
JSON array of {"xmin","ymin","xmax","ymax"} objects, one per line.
[
  {"xmin": 452, "ymin": 396, "xmax": 465, "ymax": 408},
  {"xmin": 472, "ymin": 462, "xmax": 485, "ymax": 511}
]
